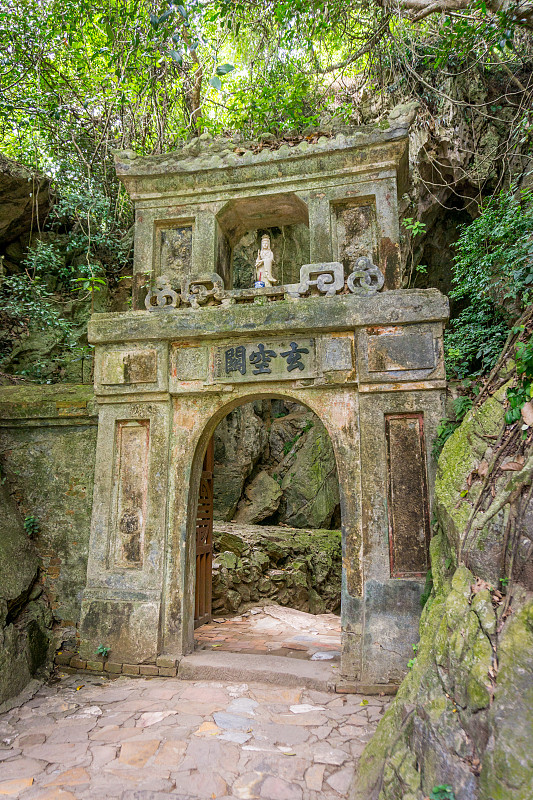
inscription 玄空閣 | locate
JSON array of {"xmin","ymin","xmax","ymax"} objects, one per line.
[{"xmin": 213, "ymin": 339, "xmax": 316, "ymax": 382}]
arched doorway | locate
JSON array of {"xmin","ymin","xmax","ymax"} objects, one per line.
[
  {"xmin": 192, "ymin": 398, "xmax": 343, "ymax": 659},
  {"xmin": 177, "ymin": 389, "xmax": 352, "ymax": 664}
]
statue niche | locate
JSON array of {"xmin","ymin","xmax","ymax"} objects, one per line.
[{"xmin": 254, "ymin": 234, "xmax": 277, "ymax": 287}]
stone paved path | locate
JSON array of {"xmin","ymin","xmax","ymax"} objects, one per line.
[
  {"xmin": 195, "ymin": 606, "xmax": 341, "ymax": 662},
  {"xmin": 0, "ymin": 673, "xmax": 387, "ymax": 799}
]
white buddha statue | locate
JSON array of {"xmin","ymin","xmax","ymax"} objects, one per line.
[{"xmin": 255, "ymin": 234, "xmax": 277, "ymax": 287}]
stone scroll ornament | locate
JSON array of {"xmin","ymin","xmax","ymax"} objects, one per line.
[
  {"xmin": 346, "ymin": 256, "xmax": 384, "ymax": 296},
  {"xmin": 297, "ymin": 262, "xmax": 345, "ymax": 297},
  {"xmin": 145, "ymin": 275, "xmax": 180, "ymax": 311},
  {"xmin": 181, "ymin": 273, "xmax": 227, "ymax": 310}
]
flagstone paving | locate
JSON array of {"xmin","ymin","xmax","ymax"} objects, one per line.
[
  {"xmin": 194, "ymin": 606, "xmax": 342, "ymax": 663},
  {"xmin": 0, "ymin": 672, "xmax": 388, "ymax": 799}
]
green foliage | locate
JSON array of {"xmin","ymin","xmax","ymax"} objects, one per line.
[
  {"xmin": 402, "ymin": 217, "xmax": 426, "ymax": 238},
  {"xmin": 225, "ymin": 62, "xmax": 321, "ymax": 137},
  {"xmin": 432, "ymin": 395, "xmax": 474, "ymax": 458},
  {"xmin": 283, "ymin": 435, "xmax": 300, "ymax": 456},
  {"xmin": 445, "ymin": 189, "xmax": 533, "ymax": 378},
  {"xmin": 23, "ymin": 515, "xmax": 40, "ymax": 537},
  {"xmin": 402, "ymin": 217, "xmax": 428, "ymax": 286},
  {"xmin": 50, "ymin": 182, "xmax": 132, "ymax": 282},
  {"xmin": 430, "ymin": 786, "xmax": 456, "ymax": 800},
  {"xmin": 505, "ymin": 335, "xmax": 533, "ymax": 431},
  {"xmin": 0, "ymin": 273, "xmax": 74, "ymax": 341},
  {"xmin": 96, "ymin": 644, "xmax": 110, "ymax": 658}
]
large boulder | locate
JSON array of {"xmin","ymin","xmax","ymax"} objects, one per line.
[
  {"xmin": 278, "ymin": 420, "xmax": 339, "ymax": 528},
  {"xmin": 234, "ymin": 471, "xmax": 283, "ymax": 524},
  {"xmin": 0, "ymin": 154, "xmax": 50, "ymax": 249},
  {"xmin": 268, "ymin": 410, "xmax": 314, "ymax": 463},
  {"xmin": 213, "ymin": 403, "xmax": 268, "ymax": 519},
  {"xmin": 0, "ymin": 483, "xmax": 52, "ymax": 706}
]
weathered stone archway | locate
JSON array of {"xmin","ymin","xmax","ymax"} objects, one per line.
[
  {"xmin": 79, "ymin": 289, "xmax": 448, "ymax": 688},
  {"xmin": 78, "ymin": 125, "xmax": 449, "ymax": 688}
]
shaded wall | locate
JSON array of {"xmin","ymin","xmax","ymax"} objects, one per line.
[
  {"xmin": 0, "ymin": 481, "xmax": 53, "ymax": 706},
  {"xmin": 0, "ymin": 385, "xmax": 97, "ymax": 625}
]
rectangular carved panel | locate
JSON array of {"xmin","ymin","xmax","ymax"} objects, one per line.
[
  {"xmin": 367, "ymin": 329, "xmax": 436, "ymax": 372},
  {"xmin": 112, "ymin": 420, "xmax": 150, "ymax": 568},
  {"xmin": 102, "ymin": 350, "xmax": 157, "ymax": 385},
  {"xmin": 335, "ymin": 202, "xmax": 378, "ymax": 273},
  {"xmin": 386, "ymin": 414, "xmax": 430, "ymax": 577},
  {"xmin": 158, "ymin": 225, "xmax": 192, "ymax": 290}
]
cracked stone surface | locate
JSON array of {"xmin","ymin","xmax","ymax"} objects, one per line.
[
  {"xmin": 0, "ymin": 673, "xmax": 388, "ymax": 798},
  {"xmin": 194, "ymin": 607, "xmax": 341, "ymax": 662}
]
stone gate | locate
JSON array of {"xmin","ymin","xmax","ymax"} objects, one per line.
[{"xmin": 79, "ymin": 124, "xmax": 449, "ymax": 687}]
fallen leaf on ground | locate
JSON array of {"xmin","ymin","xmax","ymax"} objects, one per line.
[
  {"xmin": 501, "ymin": 455, "xmax": 525, "ymax": 471},
  {"xmin": 478, "ymin": 459, "xmax": 489, "ymax": 477},
  {"xmin": 521, "ymin": 401, "xmax": 533, "ymax": 426}
]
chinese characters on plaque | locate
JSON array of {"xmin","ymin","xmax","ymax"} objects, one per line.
[{"xmin": 214, "ymin": 339, "xmax": 315, "ymax": 382}]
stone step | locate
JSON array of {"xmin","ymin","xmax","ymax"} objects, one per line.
[{"xmin": 178, "ymin": 651, "xmax": 337, "ymax": 692}]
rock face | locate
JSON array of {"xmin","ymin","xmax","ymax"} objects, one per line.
[
  {"xmin": 350, "ymin": 334, "xmax": 533, "ymax": 800},
  {"xmin": 213, "ymin": 400, "xmax": 340, "ymax": 529},
  {"xmin": 234, "ymin": 471, "xmax": 283, "ymax": 523},
  {"xmin": 0, "ymin": 482, "xmax": 53, "ymax": 706},
  {"xmin": 213, "ymin": 403, "xmax": 268, "ymax": 520},
  {"xmin": 0, "ymin": 153, "xmax": 50, "ymax": 250},
  {"xmin": 279, "ymin": 420, "xmax": 339, "ymax": 528},
  {"xmin": 211, "ymin": 522, "xmax": 342, "ymax": 615}
]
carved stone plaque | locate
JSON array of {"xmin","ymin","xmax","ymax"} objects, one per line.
[
  {"xmin": 213, "ymin": 339, "xmax": 316, "ymax": 383},
  {"xmin": 102, "ymin": 350, "xmax": 157, "ymax": 385},
  {"xmin": 321, "ymin": 336, "xmax": 354, "ymax": 373},
  {"xmin": 173, "ymin": 346, "xmax": 208, "ymax": 381},
  {"xmin": 159, "ymin": 225, "xmax": 193, "ymax": 289},
  {"xmin": 367, "ymin": 330, "xmax": 436, "ymax": 372},
  {"xmin": 386, "ymin": 414, "xmax": 430, "ymax": 577},
  {"xmin": 112, "ymin": 420, "xmax": 150, "ymax": 568}
]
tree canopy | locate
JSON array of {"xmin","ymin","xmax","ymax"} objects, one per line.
[{"xmin": 0, "ymin": 0, "xmax": 532, "ymax": 381}]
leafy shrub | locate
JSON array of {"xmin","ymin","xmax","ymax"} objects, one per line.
[
  {"xmin": 505, "ymin": 334, "xmax": 533, "ymax": 430},
  {"xmin": 433, "ymin": 394, "xmax": 474, "ymax": 458},
  {"xmin": 0, "ymin": 273, "xmax": 74, "ymax": 342},
  {"xmin": 445, "ymin": 188, "xmax": 533, "ymax": 378}
]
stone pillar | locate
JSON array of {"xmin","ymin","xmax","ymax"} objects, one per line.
[
  {"xmin": 79, "ymin": 345, "xmax": 172, "ymax": 663},
  {"xmin": 308, "ymin": 194, "xmax": 333, "ymax": 263},
  {"xmin": 192, "ymin": 210, "xmax": 217, "ymax": 275}
]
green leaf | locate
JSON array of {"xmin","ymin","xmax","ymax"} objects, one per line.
[
  {"xmin": 209, "ymin": 75, "xmax": 222, "ymax": 90},
  {"xmin": 215, "ymin": 63, "xmax": 235, "ymax": 76},
  {"xmin": 158, "ymin": 8, "xmax": 173, "ymax": 24},
  {"xmin": 149, "ymin": 12, "xmax": 159, "ymax": 28},
  {"xmin": 169, "ymin": 50, "xmax": 183, "ymax": 64}
]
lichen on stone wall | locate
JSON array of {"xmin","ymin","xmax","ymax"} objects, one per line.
[
  {"xmin": 0, "ymin": 385, "xmax": 97, "ymax": 625},
  {"xmin": 212, "ymin": 522, "xmax": 342, "ymax": 615},
  {"xmin": 0, "ymin": 482, "xmax": 53, "ymax": 707},
  {"xmin": 350, "ymin": 332, "xmax": 533, "ymax": 800}
]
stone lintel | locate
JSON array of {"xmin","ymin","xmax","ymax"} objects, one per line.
[{"xmin": 88, "ymin": 289, "xmax": 449, "ymax": 346}]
